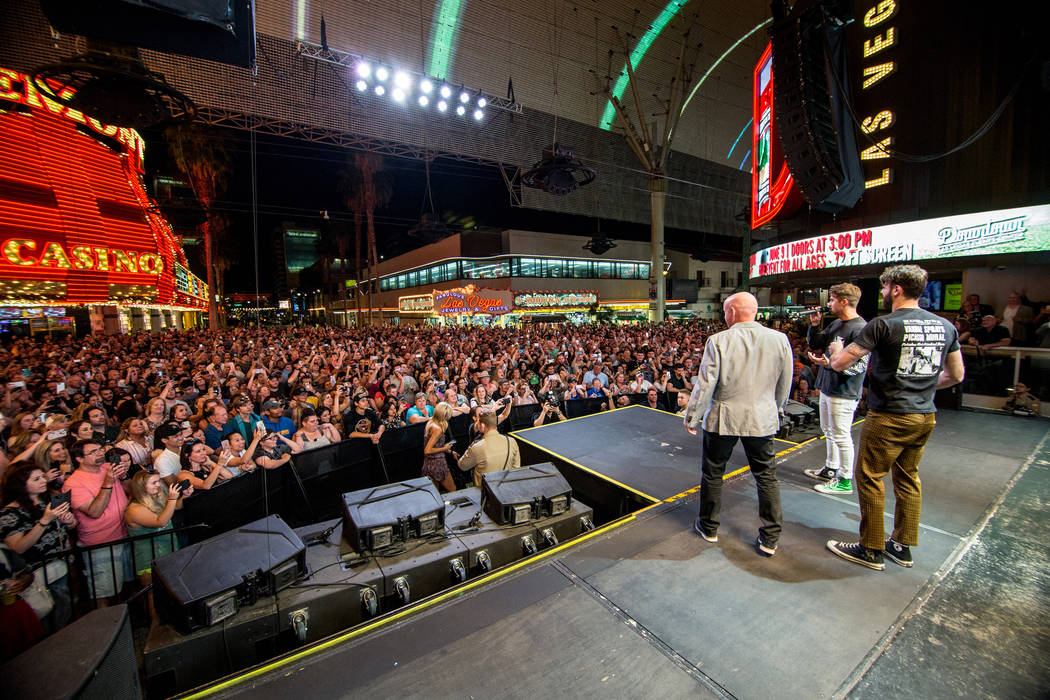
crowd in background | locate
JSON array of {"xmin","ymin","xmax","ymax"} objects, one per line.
[{"xmin": 1, "ymin": 296, "xmax": 1045, "ymax": 658}]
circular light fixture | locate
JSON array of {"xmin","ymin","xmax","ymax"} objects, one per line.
[
  {"xmin": 418, "ymin": 95, "xmax": 429, "ymax": 107},
  {"xmin": 375, "ymin": 66, "xmax": 389, "ymax": 81},
  {"xmin": 356, "ymin": 62, "xmax": 371, "ymax": 78},
  {"xmin": 393, "ymin": 71, "xmax": 411, "ymax": 90},
  {"xmin": 459, "ymin": 91, "xmax": 470, "ymax": 103},
  {"xmin": 456, "ymin": 104, "xmax": 466, "ymax": 116},
  {"xmin": 474, "ymin": 109, "xmax": 484, "ymax": 121},
  {"xmin": 477, "ymin": 97, "xmax": 487, "ymax": 108},
  {"xmin": 355, "ymin": 80, "xmax": 368, "ymax": 92},
  {"xmin": 375, "ymin": 85, "xmax": 385, "ymax": 96},
  {"xmin": 439, "ymin": 85, "xmax": 452, "ymax": 99},
  {"xmin": 437, "ymin": 100, "xmax": 448, "ymax": 112},
  {"xmin": 392, "ymin": 87, "xmax": 405, "ymax": 102},
  {"xmin": 419, "ymin": 79, "xmax": 433, "ymax": 94}
]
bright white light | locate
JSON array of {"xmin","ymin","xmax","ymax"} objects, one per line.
[
  {"xmin": 356, "ymin": 62, "xmax": 371, "ymax": 79},
  {"xmin": 439, "ymin": 85, "xmax": 452, "ymax": 99},
  {"xmin": 394, "ymin": 71, "xmax": 411, "ymax": 90},
  {"xmin": 474, "ymin": 109, "xmax": 484, "ymax": 120},
  {"xmin": 392, "ymin": 87, "xmax": 405, "ymax": 102},
  {"xmin": 477, "ymin": 97, "xmax": 487, "ymax": 108},
  {"xmin": 420, "ymin": 79, "xmax": 433, "ymax": 94},
  {"xmin": 418, "ymin": 95, "xmax": 429, "ymax": 107},
  {"xmin": 375, "ymin": 67, "xmax": 389, "ymax": 81},
  {"xmin": 355, "ymin": 80, "xmax": 368, "ymax": 92},
  {"xmin": 375, "ymin": 85, "xmax": 385, "ymax": 96},
  {"xmin": 456, "ymin": 104, "xmax": 466, "ymax": 116},
  {"xmin": 459, "ymin": 91, "xmax": 470, "ymax": 103},
  {"xmin": 437, "ymin": 100, "xmax": 448, "ymax": 112}
]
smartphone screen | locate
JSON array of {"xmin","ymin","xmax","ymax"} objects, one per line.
[
  {"xmin": 221, "ymin": 439, "xmax": 230, "ymax": 450},
  {"xmin": 56, "ymin": 382, "xmax": 65, "ymax": 393},
  {"xmin": 177, "ymin": 479, "xmax": 191, "ymax": 493}
]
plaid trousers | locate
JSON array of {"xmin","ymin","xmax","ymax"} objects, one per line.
[{"xmin": 855, "ymin": 410, "xmax": 936, "ymax": 549}]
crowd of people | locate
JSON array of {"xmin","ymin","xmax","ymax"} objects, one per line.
[{"xmin": 0, "ymin": 283, "xmax": 1043, "ymax": 659}]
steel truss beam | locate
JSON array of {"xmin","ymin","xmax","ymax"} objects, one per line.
[
  {"xmin": 295, "ymin": 40, "xmax": 522, "ymax": 115},
  {"xmin": 194, "ymin": 105, "xmax": 501, "ymax": 166}
]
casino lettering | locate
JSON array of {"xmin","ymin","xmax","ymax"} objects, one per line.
[{"xmin": 1, "ymin": 238, "xmax": 164, "ymax": 274}]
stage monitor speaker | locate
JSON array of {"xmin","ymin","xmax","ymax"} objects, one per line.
[
  {"xmin": 0, "ymin": 605, "xmax": 140, "ymax": 699},
  {"xmin": 343, "ymin": 477, "xmax": 446, "ymax": 553},
  {"xmin": 41, "ymin": 0, "xmax": 256, "ymax": 68},
  {"xmin": 152, "ymin": 514, "xmax": 307, "ymax": 633},
  {"xmin": 483, "ymin": 463, "xmax": 573, "ymax": 525}
]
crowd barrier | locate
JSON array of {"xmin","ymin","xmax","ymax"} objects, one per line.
[{"xmin": 178, "ymin": 394, "xmax": 678, "ymax": 541}]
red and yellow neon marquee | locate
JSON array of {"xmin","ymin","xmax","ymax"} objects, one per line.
[
  {"xmin": 751, "ymin": 42, "xmax": 803, "ymax": 229},
  {"xmin": 0, "ymin": 66, "xmax": 206, "ymax": 309}
]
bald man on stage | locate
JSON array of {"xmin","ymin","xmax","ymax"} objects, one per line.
[{"xmin": 683, "ymin": 292, "xmax": 793, "ymax": 556}]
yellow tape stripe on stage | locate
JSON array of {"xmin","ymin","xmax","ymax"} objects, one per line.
[{"xmin": 178, "ymin": 512, "xmax": 636, "ymax": 699}]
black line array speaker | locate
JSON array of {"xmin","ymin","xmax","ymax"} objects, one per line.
[
  {"xmin": 770, "ymin": 0, "xmax": 863, "ymax": 212},
  {"xmin": 483, "ymin": 463, "xmax": 573, "ymax": 525},
  {"xmin": 152, "ymin": 514, "xmax": 307, "ymax": 633},
  {"xmin": 342, "ymin": 477, "xmax": 446, "ymax": 553},
  {"xmin": 0, "ymin": 605, "xmax": 141, "ymax": 699},
  {"xmin": 40, "ymin": 0, "xmax": 257, "ymax": 68}
]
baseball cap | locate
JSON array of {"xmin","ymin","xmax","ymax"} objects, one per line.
[
  {"xmin": 262, "ymin": 399, "xmax": 282, "ymax": 410},
  {"xmin": 155, "ymin": 422, "xmax": 182, "ymax": 442},
  {"xmin": 291, "ymin": 385, "xmax": 309, "ymax": 397}
]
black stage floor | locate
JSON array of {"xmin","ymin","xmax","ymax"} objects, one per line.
[{"xmin": 193, "ymin": 408, "xmax": 1050, "ymax": 700}]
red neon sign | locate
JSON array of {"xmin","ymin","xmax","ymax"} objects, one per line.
[
  {"xmin": 751, "ymin": 42, "xmax": 803, "ymax": 229},
  {"xmin": 0, "ymin": 66, "xmax": 206, "ymax": 310}
]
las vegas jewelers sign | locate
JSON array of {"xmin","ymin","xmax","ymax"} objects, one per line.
[{"xmin": 749, "ymin": 203, "xmax": 1050, "ymax": 280}]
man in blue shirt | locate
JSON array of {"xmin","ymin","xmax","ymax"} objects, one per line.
[
  {"xmin": 405, "ymin": 393, "xmax": 435, "ymax": 424},
  {"xmin": 202, "ymin": 404, "xmax": 233, "ymax": 450},
  {"xmin": 261, "ymin": 399, "xmax": 295, "ymax": 439},
  {"xmin": 582, "ymin": 362, "xmax": 609, "ymax": 388}
]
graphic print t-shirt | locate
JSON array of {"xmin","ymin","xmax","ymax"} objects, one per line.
[
  {"xmin": 808, "ymin": 316, "xmax": 869, "ymax": 400},
  {"xmin": 854, "ymin": 308, "xmax": 959, "ymax": 414},
  {"xmin": 343, "ymin": 409, "xmax": 381, "ymax": 437}
]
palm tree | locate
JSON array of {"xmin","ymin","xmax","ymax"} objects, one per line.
[
  {"xmin": 166, "ymin": 124, "xmax": 231, "ymax": 329},
  {"xmin": 338, "ymin": 153, "xmax": 393, "ymax": 325}
]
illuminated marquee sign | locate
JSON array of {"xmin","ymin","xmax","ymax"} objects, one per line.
[
  {"xmin": 2, "ymin": 239, "xmax": 163, "ymax": 274},
  {"xmin": 0, "ymin": 68, "xmax": 146, "ymax": 173},
  {"xmin": 857, "ymin": 0, "xmax": 899, "ymax": 190},
  {"xmin": 399, "ymin": 294, "xmax": 435, "ymax": 313},
  {"xmin": 749, "ymin": 203, "xmax": 1050, "ymax": 279},
  {"xmin": 434, "ymin": 285, "xmax": 512, "ymax": 315},
  {"xmin": 513, "ymin": 291, "xmax": 598, "ymax": 310},
  {"xmin": 0, "ymin": 64, "xmax": 204, "ymax": 311},
  {"xmin": 751, "ymin": 42, "xmax": 803, "ymax": 229}
]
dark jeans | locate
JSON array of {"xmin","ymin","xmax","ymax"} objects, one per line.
[{"xmin": 698, "ymin": 431, "xmax": 782, "ymax": 545}]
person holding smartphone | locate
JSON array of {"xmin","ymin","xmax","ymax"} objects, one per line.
[
  {"xmin": 125, "ymin": 471, "xmax": 190, "ymax": 598},
  {"xmin": 0, "ymin": 461, "xmax": 76, "ymax": 633},
  {"xmin": 421, "ymin": 403, "xmax": 457, "ymax": 492}
]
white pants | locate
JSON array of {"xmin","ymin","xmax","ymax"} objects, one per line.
[{"xmin": 819, "ymin": 392, "xmax": 859, "ymax": 479}]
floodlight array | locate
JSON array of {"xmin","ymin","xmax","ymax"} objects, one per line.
[{"xmin": 295, "ymin": 40, "xmax": 523, "ymax": 122}]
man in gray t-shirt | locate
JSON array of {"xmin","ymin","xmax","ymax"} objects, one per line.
[
  {"xmin": 803, "ymin": 283, "xmax": 868, "ymax": 494},
  {"xmin": 823, "ymin": 265, "xmax": 964, "ymax": 572}
]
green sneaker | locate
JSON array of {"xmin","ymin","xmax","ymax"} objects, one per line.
[{"xmin": 814, "ymin": 477, "xmax": 853, "ymax": 495}]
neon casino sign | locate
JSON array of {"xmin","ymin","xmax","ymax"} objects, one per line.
[
  {"xmin": 751, "ymin": 42, "xmax": 803, "ymax": 229},
  {"xmin": 434, "ymin": 285, "xmax": 512, "ymax": 315},
  {"xmin": 513, "ymin": 290, "xmax": 598, "ymax": 310}
]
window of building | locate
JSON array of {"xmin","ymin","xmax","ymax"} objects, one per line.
[{"xmin": 720, "ymin": 270, "xmax": 730, "ymax": 288}]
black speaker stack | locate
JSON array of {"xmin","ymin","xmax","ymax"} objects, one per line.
[
  {"xmin": 770, "ymin": 0, "xmax": 863, "ymax": 213},
  {"xmin": 144, "ymin": 465, "xmax": 594, "ymax": 695}
]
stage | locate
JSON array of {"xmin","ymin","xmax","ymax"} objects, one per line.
[{"xmin": 180, "ymin": 406, "xmax": 1050, "ymax": 699}]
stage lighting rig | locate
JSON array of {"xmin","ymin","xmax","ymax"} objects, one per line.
[
  {"xmin": 521, "ymin": 143, "xmax": 597, "ymax": 196},
  {"xmin": 295, "ymin": 40, "xmax": 521, "ymax": 123}
]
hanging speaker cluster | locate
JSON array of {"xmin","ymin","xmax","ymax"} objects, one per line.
[
  {"xmin": 521, "ymin": 143, "xmax": 596, "ymax": 196},
  {"xmin": 31, "ymin": 47, "xmax": 197, "ymax": 128}
]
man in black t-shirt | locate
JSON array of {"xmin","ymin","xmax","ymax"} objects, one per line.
[
  {"xmin": 343, "ymin": 393, "xmax": 384, "ymax": 444},
  {"xmin": 824, "ymin": 265, "xmax": 964, "ymax": 571},
  {"xmin": 959, "ymin": 314, "xmax": 1011, "ymax": 350},
  {"xmin": 804, "ymin": 282, "xmax": 868, "ymax": 495}
]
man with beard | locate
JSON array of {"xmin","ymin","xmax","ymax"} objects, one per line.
[{"xmin": 824, "ymin": 265, "xmax": 964, "ymax": 571}]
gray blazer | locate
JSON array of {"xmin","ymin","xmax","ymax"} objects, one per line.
[{"xmin": 684, "ymin": 321, "xmax": 793, "ymax": 437}]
